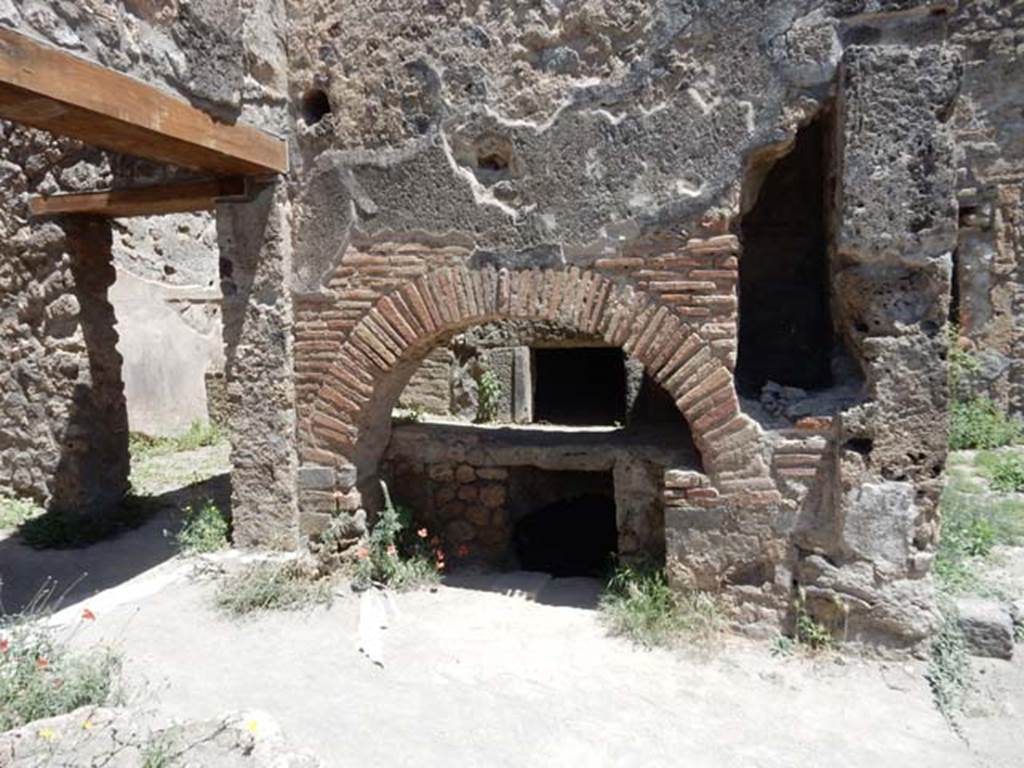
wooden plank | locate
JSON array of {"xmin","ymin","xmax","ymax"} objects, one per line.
[
  {"xmin": 0, "ymin": 28, "xmax": 287, "ymax": 176},
  {"xmin": 29, "ymin": 178, "xmax": 249, "ymax": 218}
]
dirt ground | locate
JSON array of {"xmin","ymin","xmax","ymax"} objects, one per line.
[
  {"xmin": 0, "ymin": 554, "xmax": 1014, "ymax": 768},
  {"xmin": 1, "ymin": 444, "xmax": 1022, "ymax": 767}
]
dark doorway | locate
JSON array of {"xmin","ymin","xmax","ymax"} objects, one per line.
[
  {"xmin": 533, "ymin": 347, "xmax": 626, "ymax": 425},
  {"xmin": 736, "ymin": 115, "xmax": 833, "ymax": 396},
  {"xmin": 513, "ymin": 470, "xmax": 617, "ymax": 577}
]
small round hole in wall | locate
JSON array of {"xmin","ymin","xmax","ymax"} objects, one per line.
[{"xmin": 300, "ymin": 88, "xmax": 332, "ymax": 126}]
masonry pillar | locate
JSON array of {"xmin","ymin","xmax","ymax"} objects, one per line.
[
  {"xmin": 797, "ymin": 44, "xmax": 962, "ymax": 647},
  {"xmin": 219, "ymin": 183, "xmax": 299, "ymax": 549},
  {"xmin": 217, "ymin": 0, "xmax": 299, "ymax": 549}
]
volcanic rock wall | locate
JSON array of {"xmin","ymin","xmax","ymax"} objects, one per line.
[
  {"xmin": 951, "ymin": 1, "xmax": 1024, "ymax": 416},
  {"xmin": 285, "ymin": 1, "xmax": 963, "ymax": 646},
  {"xmin": 0, "ymin": 0, "xmax": 250, "ymax": 510}
]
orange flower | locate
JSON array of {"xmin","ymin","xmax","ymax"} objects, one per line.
[
  {"xmin": 456, "ymin": 544, "xmax": 470, "ymax": 558},
  {"xmin": 36, "ymin": 657, "xmax": 48, "ymax": 671},
  {"xmin": 355, "ymin": 546, "xmax": 370, "ymax": 560},
  {"xmin": 81, "ymin": 608, "xmax": 96, "ymax": 621},
  {"xmin": 416, "ymin": 528, "xmax": 428, "ymax": 539}
]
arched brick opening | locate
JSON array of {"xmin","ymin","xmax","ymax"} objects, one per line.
[{"xmin": 301, "ymin": 265, "xmax": 767, "ymax": 498}]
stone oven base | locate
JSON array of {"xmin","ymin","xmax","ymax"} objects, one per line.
[{"xmin": 383, "ymin": 419, "xmax": 692, "ymax": 570}]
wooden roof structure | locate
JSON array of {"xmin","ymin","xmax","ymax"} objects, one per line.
[{"xmin": 0, "ymin": 27, "xmax": 287, "ymax": 217}]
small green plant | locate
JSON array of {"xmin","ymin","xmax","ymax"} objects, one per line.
[
  {"xmin": 175, "ymin": 500, "xmax": 230, "ymax": 554},
  {"xmin": 986, "ymin": 452, "xmax": 1024, "ymax": 493},
  {"xmin": 0, "ymin": 492, "xmax": 43, "ymax": 530},
  {"xmin": 926, "ymin": 602, "xmax": 972, "ymax": 732},
  {"xmin": 770, "ymin": 635, "xmax": 794, "ymax": 657},
  {"xmin": 392, "ymin": 405, "xmax": 424, "ymax": 425},
  {"xmin": 476, "ymin": 368, "xmax": 500, "ymax": 423},
  {"xmin": 599, "ymin": 564, "xmax": 721, "ymax": 648},
  {"xmin": 935, "ymin": 481, "xmax": 1024, "ymax": 593},
  {"xmin": 791, "ymin": 589, "xmax": 834, "ymax": 652},
  {"xmin": 0, "ymin": 593, "xmax": 121, "ymax": 731},
  {"xmin": 354, "ymin": 483, "xmax": 441, "ymax": 591},
  {"xmin": 950, "ymin": 397, "xmax": 1023, "ymax": 451},
  {"xmin": 214, "ymin": 560, "xmax": 333, "ymax": 617},
  {"xmin": 140, "ymin": 733, "xmax": 177, "ymax": 768}
]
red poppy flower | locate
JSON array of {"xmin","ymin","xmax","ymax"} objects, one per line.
[
  {"xmin": 0, "ymin": 639, "xmax": 8, "ymax": 653},
  {"xmin": 36, "ymin": 657, "xmax": 48, "ymax": 671},
  {"xmin": 81, "ymin": 608, "xmax": 96, "ymax": 621}
]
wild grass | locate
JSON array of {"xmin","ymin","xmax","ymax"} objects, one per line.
[
  {"xmin": 979, "ymin": 451, "xmax": 1024, "ymax": 493},
  {"xmin": 949, "ymin": 397, "xmax": 1023, "ymax": 451},
  {"xmin": 599, "ymin": 565, "xmax": 721, "ymax": 648},
  {"xmin": 175, "ymin": 500, "xmax": 230, "ymax": 554},
  {"xmin": 129, "ymin": 419, "xmax": 224, "ymax": 460},
  {"xmin": 934, "ymin": 476, "xmax": 1024, "ymax": 594},
  {"xmin": 0, "ymin": 590, "xmax": 121, "ymax": 732},
  {"xmin": 214, "ymin": 560, "xmax": 334, "ymax": 617},
  {"xmin": 926, "ymin": 601, "xmax": 972, "ymax": 734}
]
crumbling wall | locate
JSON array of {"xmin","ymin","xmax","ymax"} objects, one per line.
[
  {"xmin": 950, "ymin": 2, "xmax": 1024, "ymax": 416},
  {"xmin": 0, "ymin": 127, "xmax": 128, "ymax": 510},
  {"xmin": 0, "ymin": 0, "xmax": 247, "ymax": 511}
]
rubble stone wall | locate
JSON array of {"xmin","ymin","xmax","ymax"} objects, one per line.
[
  {"xmin": 0, "ymin": 0, "xmax": 260, "ymax": 512},
  {"xmin": 285, "ymin": 0, "xmax": 966, "ymax": 648},
  {"xmin": 950, "ymin": 2, "xmax": 1024, "ymax": 416}
]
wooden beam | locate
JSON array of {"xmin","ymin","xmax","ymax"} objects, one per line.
[
  {"xmin": 29, "ymin": 178, "xmax": 249, "ymax": 218},
  {"xmin": 0, "ymin": 28, "xmax": 287, "ymax": 176}
]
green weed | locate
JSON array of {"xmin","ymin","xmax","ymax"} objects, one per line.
[
  {"xmin": 985, "ymin": 452, "xmax": 1024, "ymax": 493},
  {"xmin": 926, "ymin": 602, "xmax": 972, "ymax": 733},
  {"xmin": 175, "ymin": 500, "xmax": 230, "ymax": 554},
  {"xmin": 476, "ymin": 368, "xmax": 500, "ymax": 423},
  {"xmin": 352, "ymin": 483, "xmax": 442, "ymax": 591},
  {"xmin": 214, "ymin": 560, "xmax": 333, "ymax": 617},
  {"xmin": 0, "ymin": 594, "xmax": 121, "ymax": 731},
  {"xmin": 950, "ymin": 397, "xmax": 1023, "ymax": 451},
  {"xmin": 935, "ymin": 482, "xmax": 1024, "ymax": 593},
  {"xmin": 599, "ymin": 565, "xmax": 721, "ymax": 648},
  {"xmin": 129, "ymin": 419, "xmax": 224, "ymax": 460},
  {"xmin": 0, "ymin": 492, "xmax": 43, "ymax": 531}
]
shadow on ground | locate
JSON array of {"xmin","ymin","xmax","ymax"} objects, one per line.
[
  {"xmin": 0, "ymin": 473, "xmax": 230, "ymax": 615},
  {"xmin": 442, "ymin": 570, "xmax": 604, "ymax": 609}
]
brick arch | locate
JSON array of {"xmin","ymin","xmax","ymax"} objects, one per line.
[{"xmin": 304, "ymin": 265, "xmax": 761, "ymax": 486}]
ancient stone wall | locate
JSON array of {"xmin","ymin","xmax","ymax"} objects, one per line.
[
  {"xmin": 284, "ymin": 0, "xmax": 965, "ymax": 647},
  {"xmin": 950, "ymin": 1, "xmax": 1024, "ymax": 416},
  {"xmin": 0, "ymin": 0, "xmax": 249, "ymax": 510}
]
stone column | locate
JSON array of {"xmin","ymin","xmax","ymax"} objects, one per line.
[
  {"xmin": 52, "ymin": 217, "xmax": 130, "ymax": 514},
  {"xmin": 800, "ymin": 44, "xmax": 962, "ymax": 647},
  {"xmin": 219, "ymin": 183, "xmax": 299, "ymax": 549},
  {"xmin": 217, "ymin": 0, "xmax": 299, "ymax": 549}
]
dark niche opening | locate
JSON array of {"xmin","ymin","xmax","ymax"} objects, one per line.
[
  {"xmin": 736, "ymin": 114, "xmax": 833, "ymax": 396},
  {"xmin": 533, "ymin": 346, "xmax": 627, "ymax": 425},
  {"xmin": 513, "ymin": 470, "xmax": 617, "ymax": 577},
  {"xmin": 300, "ymin": 88, "xmax": 332, "ymax": 126}
]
